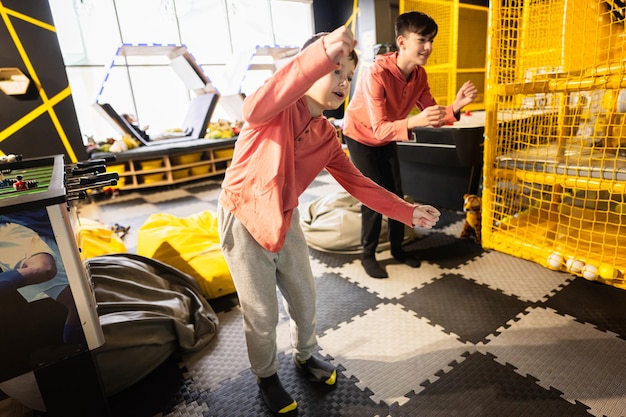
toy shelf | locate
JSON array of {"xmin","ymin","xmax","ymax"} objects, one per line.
[{"xmin": 101, "ymin": 139, "xmax": 235, "ymax": 191}]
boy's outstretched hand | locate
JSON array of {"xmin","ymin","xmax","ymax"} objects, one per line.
[
  {"xmin": 323, "ymin": 26, "xmax": 357, "ymax": 65},
  {"xmin": 412, "ymin": 205, "xmax": 441, "ymax": 229},
  {"xmin": 453, "ymin": 80, "xmax": 478, "ymax": 112}
]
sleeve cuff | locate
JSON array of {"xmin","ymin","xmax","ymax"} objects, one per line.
[{"xmin": 0, "ymin": 269, "xmax": 26, "ymax": 292}]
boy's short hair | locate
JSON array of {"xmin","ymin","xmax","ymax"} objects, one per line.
[
  {"xmin": 395, "ymin": 11, "xmax": 438, "ymax": 40},
  {"xmin": 302, "ymin": 32, "xmax": 359, "ymax": 67}
]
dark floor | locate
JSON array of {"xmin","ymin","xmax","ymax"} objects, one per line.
[{"xmin": 2, "ymin": 172, "xmax": 626, "ymax": 417}]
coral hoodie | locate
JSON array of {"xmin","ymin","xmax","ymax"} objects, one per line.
[{"xmin": 343, "ymin": 52, "xmax": 458, "ymax": 146}]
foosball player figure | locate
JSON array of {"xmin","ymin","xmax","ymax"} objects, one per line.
[{"xmin": 13, "ymin": 175, "xmax": 27, "ymax": 191}]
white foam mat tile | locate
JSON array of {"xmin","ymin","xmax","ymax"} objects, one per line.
[
  {"xmin": 479, "ymin": 306, "xmax": 626, "ymax": 417},
  {"xmin": 184, "ymin": 190, "xmax": 222, "ymax": 204},
  {"xmin": 143, "ymin": 188, "xmax": 193, "ymax": 203},
  {"xmin": 319, "ymin": 303, "xmax": 473, "ymax": 407},
  {"xmin": 75, "ymin": 201, "xmax": 101, "ymax": 220},
  {"xmin": 181, "ymin": 178, "xmax": 222, "ymax": 191},
  {"xmin": 87, "ymin": 202, "xmax": 158, "ymax": 223},
  {"xmin": 457, "ymin": 250, "xmax": 571, "ymax": 302},
  {"xmin": 300, "ymin": 182, "xmax": 343, "ymax": 201},
  {"xmin": 85, "ymin": 191, "xmax": 142, "ymax": 205},
  {"xmin": 339, "ymin": 253, "xmax": 444, "ymax": 299},
  {"xmin": 189, "ymin": 191, "xmax": 221, "ymax": 204},
  {"xmin": 180, "ymin": 307, "xmax": 250, "ymax": 391}
]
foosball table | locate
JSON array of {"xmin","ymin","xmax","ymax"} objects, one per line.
[{"xmin": 0, "ymin": 154, "xmax": 117, "ymax": 416}]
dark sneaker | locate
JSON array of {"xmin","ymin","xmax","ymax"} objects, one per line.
[
  {"xmin": 257, "ymin": 373, "xmax": 297, "ymax": 414},
  {"xmin": 295, "ymin": 355, "xmax": 337, "ymax": 385}
]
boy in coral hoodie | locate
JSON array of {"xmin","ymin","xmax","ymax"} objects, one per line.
[
  {"xmin": 343, "ymin": 11, "xmax": 478, "ymax": 278},
  {"xmin": 218, "ymin": 26, "xmax": 441, "ymax": 413}
]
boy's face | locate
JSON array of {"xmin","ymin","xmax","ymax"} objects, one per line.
[
  {"xmin": 305, "ymin": 55, "xmax": 356, "ymax": 117},
  {"xmin": 398, "ymin": 31, "xmax": 435, "ymax": 66}
]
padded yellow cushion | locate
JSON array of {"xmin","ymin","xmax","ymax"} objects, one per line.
[
  {"xmin": 77, "ymin": 218, "xmax": 127, "ymax": 259},
  {"xmin": 137, "ymin": 211, "xmax": 235, "ymax": 299}
]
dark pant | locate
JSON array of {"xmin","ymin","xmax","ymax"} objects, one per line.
[{"xmin": 344, "ymin": 135, "xmax": 405, "ymax": 257}]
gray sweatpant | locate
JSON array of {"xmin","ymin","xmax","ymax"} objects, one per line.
[{"xmin": 218, "ymin": 204, "xmax": 317, "ymax": 378}]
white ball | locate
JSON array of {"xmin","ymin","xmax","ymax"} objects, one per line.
[
  {"xmin": 581, "ymin": 264, "xmax": 598, "ymax": 280},
  {"xmin": 0, "ymin": 156, "xmax": 7, "ymax": 163},
  {"xmin": 6, "ymin": 154, "xmax": 16, "ymax": 163},
  {"xmin": 565, "ymin": 258, "xmax": 584, "ymax": 274},
  {"xmin": 547, "ymin": 253, "xmax": 563, "ymax": 270}
]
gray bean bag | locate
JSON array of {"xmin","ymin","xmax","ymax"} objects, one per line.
[
  {"xmin": 89, "ymin": 253, "xmax": 219, "ymax": 396},
  {"xmin": 300, "ymin": 191, "xmax": 416, "ymax": 254}
]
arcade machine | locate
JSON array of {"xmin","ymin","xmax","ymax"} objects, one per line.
[{"xmin": 0, "ymin": 154, "xmax": 117, "ymax": 416}]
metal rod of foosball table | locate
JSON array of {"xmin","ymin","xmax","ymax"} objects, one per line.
[
  {"xmin": 66, "ymin": 173, "xmax": 119, "ymax": 187},
  {"xmin": 66, "ymin": 191, "xmax": 87, "ymax": 201},
  {"xmin": 66, "ymin": 179, "xmax": 118, "ymax": 193}
]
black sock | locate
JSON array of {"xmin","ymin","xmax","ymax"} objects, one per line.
[
  {"xmin": 257, "ymin": 374, "xmax": 297, "ymax": 413},
  {"xmin": 392, "ymin": 250, "xmax": 421, "ymax": 268},
  {"xmin": 362, "ymin": 257, "xmax": 388, "ymax": 278}
]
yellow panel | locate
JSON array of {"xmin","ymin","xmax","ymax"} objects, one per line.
[{"xmin": 458, "ymin": 7, "xmax": 488, "ymax": 69}]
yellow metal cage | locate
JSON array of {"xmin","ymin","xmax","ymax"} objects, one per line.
[
  {"xmin": 400, "ymin": 0, "xmax": 489, "ymax": 110},
  {"xmin": 482, "ymin": 0, "xmax": 626, "ymax": 288}
]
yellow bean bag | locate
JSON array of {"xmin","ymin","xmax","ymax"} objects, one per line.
[
  {"xmin": 137, "ymin": 210, "xmax": 235, "ymax": 299},
  {"xmin": 77, "ymin": 218, "xmax": 127, "ymax": 259}
]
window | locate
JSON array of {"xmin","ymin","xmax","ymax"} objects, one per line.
[{"xmin": 49, "ymin": 0, "xmax": 313, "ymax": 142}]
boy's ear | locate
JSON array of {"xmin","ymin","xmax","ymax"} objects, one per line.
[{"xmin": 396, "ymin": 35, "xmax": 406, "ymax": 50}]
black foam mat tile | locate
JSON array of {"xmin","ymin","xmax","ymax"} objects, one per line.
[
  {"xmin": 314, "ymin": 272, "xmax": 384, "ymax": 335},
  {"xmin": 408, "ymin": 237, "xmax": 485, "ymax": 269},
  {"xmin": 187, "ymin": 351, "xmax": 390, "ymax": 417},
  {"xmin": 308, "ymin": 248, "xmax": 360, "ymax": 268},
  {"xmin": 432, "ymin": 208, "xmax": 465, "ymax": 229},
  {"xmin": 399, "ymin": 274, "xmax": 531, "ymax": 344},
  {"xmin": 543, "ymin": 277, "xmax": 626, "ymax": 339},
  {"xmin": 394, "ymin": 351, "xmax": 593, "ymax": 417}
]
